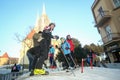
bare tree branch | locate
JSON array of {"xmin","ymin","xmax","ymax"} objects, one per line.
[
  {"xmin": 14, "ymin": 26, "xmax": 34, "ymax": 48},
  {"xmin": 14, "ymin": 33, "xmax": 22, "ymax": 42}
]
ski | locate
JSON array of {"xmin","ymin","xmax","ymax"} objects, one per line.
[{"xmin": 63, "ymin": 53, "xmax": 76, "ymax": 76}]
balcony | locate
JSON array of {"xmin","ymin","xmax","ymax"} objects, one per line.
[
  {"xmin": 95, "ymin": 11, "xmax": 111, "ymax": 27},
  {"xmin": 102, "ymin": 33, "xmax": 120, "ymax": 44}
]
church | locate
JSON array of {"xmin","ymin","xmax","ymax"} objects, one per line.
[
  {"xmin": 18, "ymin": 4, "xmax": 61, "ymax": 65},
  {"xmin": 18, "ymin": 4, "xmax": 51, "ymax": 64}
]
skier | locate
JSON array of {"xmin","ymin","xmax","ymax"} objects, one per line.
[
  {"xmin": 27, "ymin": 31, "xmax": 48, "ymax": 71},
  {"xmin": 60, "ymin": 37, "xmax": 74, "ymax": 70},
  {"xmin": 27, "ymin": 23, "xmax": 55, "ymax": 76},
  {"xmin": 66, "ymin": 35, "xmax": 75, "ymax": 58},
  {"xmin": 48, "ymin": 45, "xmax": 57, "ymax": 69},
  {"xmin": 66, "ymin": 35, "xmax": 76, "ymax": 68}
]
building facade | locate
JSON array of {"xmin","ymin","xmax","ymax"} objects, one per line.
[
  {"xmin": 92, "ymin": 0, "xmax": 120, "ymax": 63},
  {"xmin": 0, "ymin": 52, "xmax": 18, "ymax": 66}
]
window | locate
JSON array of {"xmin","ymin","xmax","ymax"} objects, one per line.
[
  {"xmin": 113, "ymin": 0, "xmax": 120, "ymax": 8},
  {"xmin": 105, "ymin": 25, "xmax": 112, "ymax": 41},
  {"xmin": 98, "ymin": 7, "xmax": 104, "ymax": 17}
]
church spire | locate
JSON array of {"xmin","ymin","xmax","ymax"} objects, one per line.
[
  {"xmin": 42, "ymin": 3, "xmax": 46, "ymax": 15},
  {"xmin": 36, "ymin": 10, "xmax": 40, "ymax": 21},
  {"xmin": 34, "ymin": 10, "xmax": 40, "ymax": 32}
]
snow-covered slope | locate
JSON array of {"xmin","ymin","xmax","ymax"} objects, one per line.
[
  {"xmin": 106, "ymin": 63, "xmax": 120, "ymax": 69},
  {"xmin": 17, "ymin": 67, "xmax": 120, "ymax": 80}
]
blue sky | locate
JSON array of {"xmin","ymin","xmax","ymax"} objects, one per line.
[{"xmin": 0, "ymin": 0, "xmax": 101, "ymax": 57}]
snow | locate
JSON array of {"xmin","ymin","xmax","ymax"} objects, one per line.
[
  {"xmin": 106, "ymin": 63, "xmax": 120, "ymax": 69},
  {"xmin": 17, "ymin": 67, "xmax": 120, "ymax": 80}
]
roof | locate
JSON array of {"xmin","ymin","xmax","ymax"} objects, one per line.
[
  {"xmin": 26, "ymin": 29, "xmax": 36, "ymax": 39},
  {"xmin": 9, "ymin": 57, "xmax": 19, "ymax": 60},
  {"xmin": 2, "ymin": 52, "xmax": 9, "ymax": 58},
  {"xmin": 91, "ymin": 0, "xmax": 99, "ymax": 10}
]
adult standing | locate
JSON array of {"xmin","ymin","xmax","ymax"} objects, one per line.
[
  {"xmin": 27, "ymin": 31, "xmax": 43, "ymax": 71},
  {"xmin": 66, "ymin": 35, "xmax": 76, "ymax": 67},
  {"xmin": 27, "ymin": 23, "xmax": 55, "ymax": 76}
]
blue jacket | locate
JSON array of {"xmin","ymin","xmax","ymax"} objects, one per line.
[
  {"xmin": 61, "ymin": 41, "xmax": 71, "ymax": 55},
  {"xmin": 49, "ymin": 47, "xmax": 55, "ymax": 54},
  {"xmin": 86, "ymin": 57, "xmax": 90, "ymax": 64}
]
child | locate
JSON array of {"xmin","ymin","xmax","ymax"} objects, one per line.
[
  {"xmin": 49, "ymin": 45, "xmax": 57, "ymax": 69},
  {"xmin": 60, "ymin": 37, "xmax": 74, "ymax": 70}
]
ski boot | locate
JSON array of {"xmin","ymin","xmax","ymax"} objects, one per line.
[
  {"xmin": 34, "ymin": 69, "xmax": 49, "ymax": 75},
  {"xmin": 30, "ymin": 70, "xmax": 34, "ymax": 76},
  {"xmin": 53, "ymin": 66, "xmax": 57, "ymax": 69},
  {"xmin": 50, "ymin": 66, "xmax": 57, "ymax": 69},
  {"xmin": 50, "ymin": 66, "xmax": 54, "ymax": 69}
]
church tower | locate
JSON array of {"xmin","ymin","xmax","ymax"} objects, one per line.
[
  {"xmin": 19, "ymin": 4, "xmax": 50, "ymax": 64},
  {"xmin": 34, "ymin": 3, "xmax": 50, "ymax": 33}
]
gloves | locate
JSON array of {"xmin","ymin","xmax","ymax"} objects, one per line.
[{"xmin": 65, "ymin": 47, "xmax": 69, "ymax": 50}]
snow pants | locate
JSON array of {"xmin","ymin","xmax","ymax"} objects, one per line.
[{"xmin": 65, "ymin": 54, "xmax": 74, "ymax": 68}]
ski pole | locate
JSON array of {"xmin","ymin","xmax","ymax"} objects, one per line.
[
  {"xmin": 59, "ymin": 48, "xmax": 76, "ymax": 76},
  {"xmin": 51, "ymin": 58, "xmax": 54, "ymax": 69},
  {"xmin": 69, "ymin": 53, "xmax": 77, "ymax": 68},
  {"xmin": 63, "ymin": 53, "xmax": 76, "ymax": 76}
]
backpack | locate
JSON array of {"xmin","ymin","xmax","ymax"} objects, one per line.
[
  {"xmin": 33, "ymin": 33, "xmax": 41, "ymax": 40},
  {"xmin": 13, "ymin": 66, "xmax": 16, "ymax": 70}
]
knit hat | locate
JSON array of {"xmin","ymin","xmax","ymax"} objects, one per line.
[{"xmin": 60, "ymin": 37, "xmax": 65, "ymax": 40}]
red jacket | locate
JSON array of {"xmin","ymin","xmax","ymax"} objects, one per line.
[{"xmin": 67, "ymin": 39, "xmax": 75, "ymax": 52}]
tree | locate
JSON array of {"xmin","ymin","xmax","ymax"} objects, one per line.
[
  {"xmin": 72, "ymin": 38, "xmax": 87, "ymax": 64},
  {"xmin": 72, "ymin": 38, "xmax": 80, "ymax": 47},
  {"xmin": 14, "ymin": 26, "xmax": 34, "ymax": 70},
  {"xmin": 57, "ymin": 37, "xmax": 104, "ymax": 65},
  {"xmin": 57, "ymin": 38, "xmax": 85, "ymax": 64},
  {"xmin": 83, "ymin": 43, "xmax": 104, "ymax": 54}
]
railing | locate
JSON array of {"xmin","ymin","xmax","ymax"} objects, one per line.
[
  {"xmin": 102, "ymin": 33, "xmax": 120, "ymax": 44},
  {"xmin": 0, "ymin": 64, "xmax": 14, "ymax": 69},
  {"xmin": 95, "ymin": 11, "xmax": 111, "ymax": 27},
  {"xmin": 0, "ymin": 71, "xmax": 28, "ymax": 80}
]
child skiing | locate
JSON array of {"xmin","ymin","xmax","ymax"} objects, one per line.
[
  {"xmin": 60, "ymin": 37, "xmax": 75, "ymax": 70},
  {"xmin": 48, "ymin": 45, "xmax": 57, "ymax": 69}
]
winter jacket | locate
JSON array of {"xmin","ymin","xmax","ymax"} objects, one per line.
[
  {"xmin": 61, "ymin": 41, "xmax": 71, "ymax": 55},
  {"xmin": 28, "ymin": 29, "xmax": 53, "ymax": 58},
  {"xmin": 67, "ymin": 39, "xmax": 74, "ymax": 52},
  {"xmin": 86, "ymin": 57, "xmax": 90, "ymax": 64},
  {"xmin": 49, "ymin": 47, "xmax": 55, "ymax": 57},
  {"xmin": 49, "ymin": 47, "xmax": 55, "ymax": 54},
  {"xmin": 32, "ymin": 28, "xmax": 53, "ymax": 47},
  {"xmin": 33, "ymin": 32, "xmax": 43, "ymax": 47}
]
